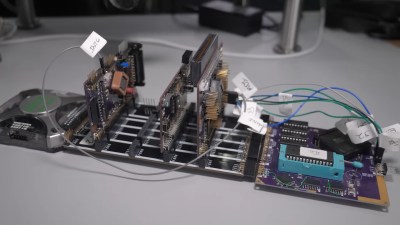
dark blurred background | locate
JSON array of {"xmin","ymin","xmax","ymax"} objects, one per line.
[
  {"xmin": 0, "ymin": 0, "xmax": 322, "ymax": 16},
  {"xmin": 1, "ymin": 0, "xmax": 399, "ymax": 39}
]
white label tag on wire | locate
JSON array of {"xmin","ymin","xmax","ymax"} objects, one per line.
[
  {"xmin": 232, "ymin": 72, "xmax": 258, "ymax": 99},
  {"xmin": 380, "ymin": 133, "xmax": 400, "ymax": 152},
  {"xmin": 335, "ymin": 118, "xmax": 352, "ymax": 134},
  {"xmin": 80, "ymin": 31, "xmax": 107, "ymax": 58},
  {"xmin": 278, "ymin": 93, "xmax": 293, "ymax": 116},
  {"xmin": 233, "ymin": 97, "xmax": 263, "ymax": 118},
  {"xmin": 240, "ymin": 101, "xmax": 262, "ymax": 118},
  {"xmin": 238, "ymin": 114, "xmax": 267, "ymax": 135},
  {"xmin": 345, "ymin": 119, "xmax": 366, "ymax": 131},
  {"xmin": 247, "ymin": 126, "xmax": 268, "ymax": 135},
  {"xmin": 232, "ymin": 106, "xmax": 240, "ymax": 116},
  {"xmin": 379, "ymin": 123, "xmax": 400, "ymax": 152},
  {"xmin": 382, "ymin": 123, "xmax": 400, "ymax": 134},
  {"xmin": 336, "ymin": 119, "xmax": 366, "ymax": 135},
  {"xmin": 347, "ymin": 123, "xmax": 378, "ymax": 144}
]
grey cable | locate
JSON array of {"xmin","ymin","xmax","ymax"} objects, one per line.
[
  {"xmin": 0, "ymin": 18, "xmax": 17, "ymax": 41},
  {"xmin": 0, "ymin": 0, "xmax": 16, "ymax": 13},
  {"xmin": 41, "ymin": 46, "xmax": 240, "ymax": 176}
]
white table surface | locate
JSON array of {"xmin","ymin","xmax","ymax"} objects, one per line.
[{"xmin": 0, "ymin": 14, "xmax": 399, "ymax": 225}]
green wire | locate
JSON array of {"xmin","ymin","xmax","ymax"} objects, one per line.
[
  {"xmin": 262, "ymin": 109, "xmax": 363, "ymax": 120},
  {"xmin": 278, "ymin": 88, "xmax": 382, "ymax": 131},
  {"xmin": 258, "ymin": 87, "xmax": 337, "ymax": 101},
  {"xmin": 257, "ymin": 98, "xmax": 370, "ymax": 122},
  {"xmin": 254, "ymin": 93, "xmax": 382, "ymax": 132}
]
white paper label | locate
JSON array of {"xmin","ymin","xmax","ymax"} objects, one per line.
[
  {"xmin": 380, "ymin": 133, "xmax": 400, "ymax": 152},
  {"xmin": 278, "ymin": 93, "xmax": 293, "ymax": 116},
  {"xmin": 379, "ymin": 123, "xmax": 400, "ymax": 152},
  {"xmin": 347, "ymin": 123, "xmax": 378, "ymax": 144},
  {"xmin": 232, "ymin": 72, "xmax": 258, "ymax": 99},
  {"xmin": 300, "ymin": 147, "xmax": 327, "ymax": 160},
  {"xmin": 238, "ymin": 114, "xmax": 266, "ymax": 135},
  {"xmin": 80, "ymin": 31, "xmax": 107, "ymax": 58},
  {"xmin": 242, "ymin": 101, "xmax": 257, "ymax": 116},
  {"xmin": 232, "ymin": 106, "xmax": 240, "ymax": 116},
  {"xmin": 233, "ymin": 99, "xmax": 263, "ymax": 118},
  {"xmin": 335, "ymin": 118, "xmax": 352, "ymax": 134},
  {"xmin": 382, "ymin": 123, "xmax": 400, "ymax": 134},
  {"xmin": 336, "ymin": 119, "xmax": 366, "ymax": 135},
  {"xmin": 240, "ymin": 101, "xmax": 262, "ymax": 117},
  {"xmin": 345, "ymin": 120, "xmax": 366, "ymax": 132},
  {"xmin": 247, "ymin": 126, "xmax": 268, "ymax": 135}
]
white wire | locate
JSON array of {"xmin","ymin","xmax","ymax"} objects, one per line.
[
  {"xmin": 0, "ymin": 1, "xmax": 325, "ymax": 60},
  {"xmin": 41, "ymin": 46, "xmax": 240, "ymax": 176},
  {"xmin": 0, "ymin": 18, "xmax": 17, "ymax": 41},
  {"xmin": 0, "ymin": 34, "xmax": 85, "ymax": 45}
]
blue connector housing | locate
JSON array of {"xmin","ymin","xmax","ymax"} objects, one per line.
[{"xmin": 278, "ymin": 144, "xmax": 345, "ymax": 181}]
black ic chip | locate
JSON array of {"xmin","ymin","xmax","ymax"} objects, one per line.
[
  {"xmin": 283, "ymin": 120, "xmax": 309, "ymax": 131},
  {"xmin": 285, "ymin": 144, "xmax": 333, "ymax": 165},
  {"xmin": 319, "ymin": 128, "xmax": 371, "ymax": 160},
  {"xmin": 304, "ymin": 177, "xmax": 320, "ymax": 186},
  {"xmin": 280, "ymin": 136, "xmax": 308, "ymax": 147}
]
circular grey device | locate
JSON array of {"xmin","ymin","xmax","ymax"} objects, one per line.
[{"xmin": 19, "ymin": 93, "xmax": 62, "ymax": 115}]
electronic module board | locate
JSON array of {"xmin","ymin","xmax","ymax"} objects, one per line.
[
  {"xmin": 82, "ymin": 42, "xmax": 144, "ymax": 150},
  {"xmin": 66, "ymin": 33, "xmax": 262, "ymax": 178},
  {"xmin": 65, "ymin": 104, "xmax": 261, "ymax": 177},
  {"xmin": 255, "ymin": 121, "xmax": 389, "ymax": 207},
  {"xmin": 0, "ymin": 33, "xmax": 391, "ymax": 208},
  {"xmin": 159, "ymin": 50, "xmax": 194, "ymax": 156}
]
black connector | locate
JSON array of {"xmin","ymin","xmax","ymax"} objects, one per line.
[
  {"xmin": 319, "ymin": 128, "xmax": 371, "ymax": 160},
  {"xmin": 199, "ymin": 0, "xmax": 263, "ymax": 36},
  {"xmin": 226, "ymin": 90, "xmax": 238, "ymax": 105},
  {"xmin": 127, "ymin": 42, "xmax": 145, "ymax": 86},
  {"xmin": 374, "ymin": 146, "xmax": 385, "ymax": 164},
  {"xmin": 182, "ymin": 50, "xmax": 193, "ymax": 64},
  {"xmin": 190, "ymin": 34, "xmax": 218, "ymax": 85}
]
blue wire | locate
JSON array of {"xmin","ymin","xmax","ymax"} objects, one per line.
[
  {"xmin": 267, "ymin": 87, "xmax": 368, "ymax": 127},
  {"xmin": 329, "ymin": 87, "xmax": 371, "ymax": 115},
  {"xmin": 244, "ymin": 87, "xmax": 371, "ymax": 128},
  {"xmin": 252, "ymin": 87, "xmax": 371, "ymax": 127}
]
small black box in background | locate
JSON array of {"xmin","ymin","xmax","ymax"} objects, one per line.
[{"xmin": 199, "ymin": 0, "xmax": 263, "ymax": 36}]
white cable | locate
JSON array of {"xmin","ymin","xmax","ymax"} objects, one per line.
[
  {"xmin": 0, "ymin": 34, "xmax": 87, "ymax": 45},
  {"xmin": 1, "ymin": 1, "xmax": 325, "ymax": 60},
  {"xmin": 41, "ymin": 46, "xmax": 240, "ymax": 176},
  {"xmin": 0, "ymin": 18, "xmax": 17, "ymax": 41}
]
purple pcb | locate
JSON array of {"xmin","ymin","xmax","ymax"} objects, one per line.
[{"xmin": 256, "ymin": 126, "xmax": 383, "ymax": 205}]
